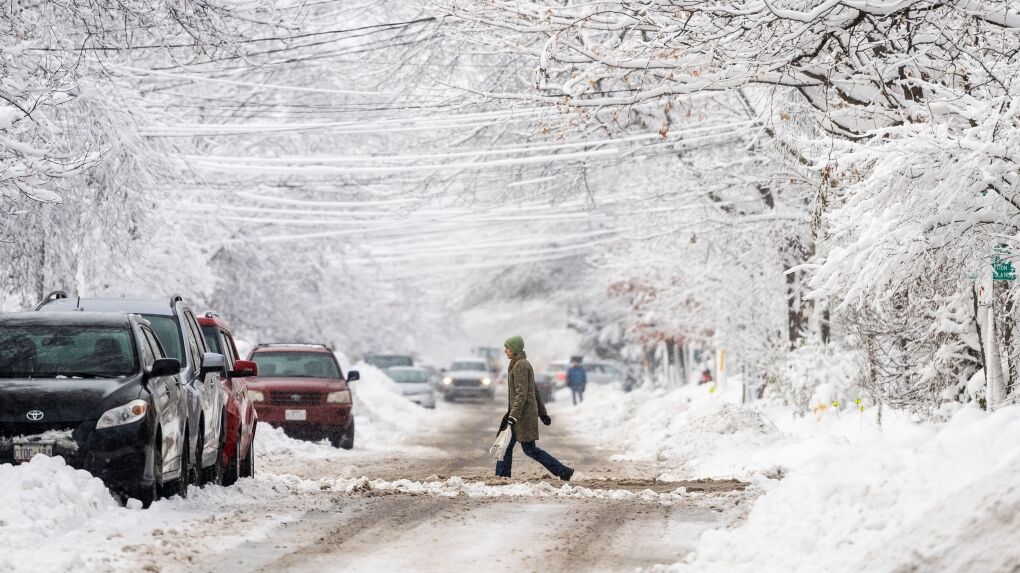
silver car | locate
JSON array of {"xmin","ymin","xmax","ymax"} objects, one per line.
[
  {"xmin": 440, "ymin": 358, "xmax": 494, "ymax": 401},
  {"xmin": 386, "ymin": 366, "xmax": 436, "ymax": 409}
]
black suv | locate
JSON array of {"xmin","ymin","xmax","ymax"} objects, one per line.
[
  {"xmin": 36, "ymin": 292, "xmax": 229, "ymax": 485},
  {"xmin": 0, "ymin": 312, "xmax": 190, "ymax": 506}
]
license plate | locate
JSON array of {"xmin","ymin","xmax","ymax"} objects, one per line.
[
  {"xmin": 285, "ymin": 409, "xmax": 307, "ymax": 421},
  {"xmin": 14, "ymin": 442, "xmax": 53, "ymax": 463}
]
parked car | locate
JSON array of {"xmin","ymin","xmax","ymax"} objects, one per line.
[
  {"xmin": 386, "ymin": 366, "xmax": 436, "ymax": 409},
  {"xmin": 535, "ymin": 372, "xmax": 556, "ymax": 403},
  {"xmin": 35, "ymin": 292, "xmax": 228, "ymax": 485},
  {"xmin": 0, "ymin": 312, "xmax": 191, "ymax": 507},
  {"xmin": 198, "ymin": 312, "xmax": 258, "ymax": 484},
  {"xmin": 584, "ymin": 361, "xmax": 627, "ymax": 387},
  {"xmin": 363, "ymin": 354, "xmax": 414, "ymax": 369},
  {"xmin": 247, "ymin": 343, "xmax": 358, "ymax": 449},
  {"xmin": 419, "ymin": 363, "xmax": 442, "ymax": 389},
  {"xmin": 440, "ymin": 358, "xmax": 494, "ymax": 402},
  {"xmin": 543, "ymin": 359, "xmax": 627, "ymax": 390},
  {"xmin": 543, "ymin": 360, "xmax": 569, "ymax": 387}
]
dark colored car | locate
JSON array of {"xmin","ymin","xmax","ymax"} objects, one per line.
[
  {"xmin": 0, "ymin": 312, "xmax": 192, "ymax": 507},
  {"xmin": 535, "ymin": 373, "xmax": 555, "ymax": 403},
  {"xmin": 35, "ymin": 292, "xmax": 228, "ymax": 485},
  {"xmin": 247, "ymin": 344, "xmax": 359, "ymax": 449},
  {"xmin": 363, "ymin": 354, "xmax": 414, "ymax": 369},
  {"xmin": 198, "ymin": 312, "xmax": 258, "ymax": 484}
]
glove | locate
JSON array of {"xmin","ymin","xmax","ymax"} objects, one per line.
[
  {"xmin": 540, "ymin": 415, "xmax": 551, "ymax": 426},
  {"xmin": 507, "ymin": 416, "xmax": 518, "ymax": 426}
]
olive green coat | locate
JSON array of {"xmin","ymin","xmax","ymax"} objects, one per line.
[{"xmin": 507, "ymin": 351, "xmax": 547, "ymax": 443}]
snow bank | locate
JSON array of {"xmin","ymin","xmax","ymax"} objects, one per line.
[
  {"xmin": 560, "ymin": 381, "xmax": 791, "ymax": 480},
  {"xmin": 677, "ymin": 405, "xmax": 1020, "ymax": 572},
  {"xmin": 0, "ymin": 456, "xmax": 124, "ymax": 572}
]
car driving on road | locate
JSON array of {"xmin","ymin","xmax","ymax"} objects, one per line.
[
  {"xmin": 363, "ymin": 353, "xmax": 414, "ymax": 370},
  {"xmin": 198, "ymin": 312, "xmax": 258, "ymax": 485},
  {"xmin": 0, "ymin": 312, "xmax": 190, "ymax": 507},
  {"xmin": 35, "ymin": 292, "xmax": 229, "ymax": 485},
  {"xmin": 440, "ymin": 358, "xmax": 494, "ymax": 402},
  {"xmin": 247, "ymin": 344, "xmax": 359, "ymax": 449},
  {"xmin": 386, "ymin": 366, "xmax": 436, "ymax": 409}
]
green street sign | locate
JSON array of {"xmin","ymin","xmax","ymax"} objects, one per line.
[{"xmin": 993, "ymin": 244, "xmax": 1016, "ymax": 281}]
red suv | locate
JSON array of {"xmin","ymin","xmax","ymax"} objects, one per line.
[
  {"xmin": 246, "ymin": 344, "xmax": 358, "ymax": 450},
  {"xmin": 197, "ymin": 313, "xmax": 258, "ymax": 484}
]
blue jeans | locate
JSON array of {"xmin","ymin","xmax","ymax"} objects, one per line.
[
  {"xmin": 571, "ymin": 387, "xmax": 584, "ymax": 405},
  {"xmin": 495, "ymin": 434, "xmax": 569, "ymax": 478}
]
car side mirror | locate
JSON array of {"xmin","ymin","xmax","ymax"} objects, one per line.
[
  {"xmin": 200, "ymin": 352, "xmax": 226, "ymax": 377},
  {"xmin": 230, "ymin": 359, "xmax": 258, "ymax": 378},
  {"xmin": 149, "ymin": 358, "xmax": 180, "ymax": 378},
  {"xmin": 346, "ymin": 370, "xmax": 360, "ymax": 382}
]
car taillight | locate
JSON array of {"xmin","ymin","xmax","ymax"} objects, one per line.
[{"xmin": 555, "ymin": 373, "xmax": 566, "ymax": 382}]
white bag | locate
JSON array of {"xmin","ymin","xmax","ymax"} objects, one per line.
[{"xmin": 489, "ymin": 427, "xmax": 513, "ymax": 460}]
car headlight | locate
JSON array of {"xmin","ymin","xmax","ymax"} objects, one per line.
[
  {"xmin": 481, "ymin": 377, "xmax": 492, "ymax": 385},
  {"xmin": 96, "ymin": 400, "xmax": 148, "ymax": 429},
  {"xmin": 443, "ymin": 377, "xmax": 453, "ymax": 385},
  {"xmin": 327, "ymin": 390, "xmax": 351, "ymax": 404},
  {"xmin": 249, "ymin": 391, "xmax": 265, "ymax": 402}
]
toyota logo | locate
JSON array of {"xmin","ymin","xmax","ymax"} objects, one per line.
[
  {"xmin": 26, "ymin": 410, "xmax": 44, "ymax": 421},
  {"xmin": 291, "ymin": 394, "xmax": 301, "ymax": 402}
]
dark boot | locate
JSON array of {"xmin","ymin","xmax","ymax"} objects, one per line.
[{"xmin": 560, "ymin": 467, "xmax": 574, "ymax": 482}]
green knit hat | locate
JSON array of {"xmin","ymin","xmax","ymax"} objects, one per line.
[{"xmin": 504, "ymin": 335, "xmax": 525, "ymax": 354}]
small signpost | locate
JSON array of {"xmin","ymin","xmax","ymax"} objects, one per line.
[
  {"xmin": 992, "ymin": 244, "xmax": 1016, "ymax": 281},
  {"xmin": 982, "ymin": 244, "xmax": 1014, "ymax": 409}
]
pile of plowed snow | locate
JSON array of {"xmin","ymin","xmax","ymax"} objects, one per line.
[
  {"xmin": 674, "ymin": 404, "xmax": 1020, "ymax": 573},
  {"xmin": 0, "ymin": 456, "xmax": 130, "ymax": 571},
  {"xmin": 560, "ymin": 381, "xmax": 791, "ymax": 479}
]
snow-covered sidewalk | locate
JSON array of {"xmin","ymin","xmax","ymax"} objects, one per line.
[{"xmin": 559, "ymin": 381, "xmax": 1020, "ymax": 572}]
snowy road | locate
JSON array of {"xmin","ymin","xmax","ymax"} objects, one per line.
[{"xmin": 115, "ymin": 400, "xmax": 745, "ymax": 573}]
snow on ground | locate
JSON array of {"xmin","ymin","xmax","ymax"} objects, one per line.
[{"xmin": 562, "ymin": 380, "xmax": 1020, "ymax": 572}]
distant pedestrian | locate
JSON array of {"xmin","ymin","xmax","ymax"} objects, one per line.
[
  {"xmin": 566, "ymin": 357, "xmax": 587, "ymax": 405},
  {"xmin": 699, "ymin": 368, "xmax": 714, "ymax": 385},
  {"xmin": 496, "ymin": 336, "xmax": 574, "ymax": 481}
]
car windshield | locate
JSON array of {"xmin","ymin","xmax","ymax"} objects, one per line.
[
  {"xmin": 367, "ymin": 355, "xmax": 413, "ymax": 368},
  {"xmin": 252, "ymin": 351, "xmax": 340, "ymax": 379},
  {"xmin": 389, "ymin": 369, "xmax": 428, "ymax": 384},
  {"xmin": 143, "ymin": 315, "xmax": 184, "ymax": 363},
  {"xmin": 0, "ymin": 325, "xmax": 137, "ymax": 378},
  {"xmin": 451, "ymin": 361, "xmax": 486, "ymax": 372},
  {"xmin": 548, "ymin": 363, "xmax": 566, "ymax": 372}
]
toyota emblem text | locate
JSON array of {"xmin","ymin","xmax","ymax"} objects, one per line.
[{"xmin": 26, "ymin": 410, "xmax": 44, "ymax": 421}]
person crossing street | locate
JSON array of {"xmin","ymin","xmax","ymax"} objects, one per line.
[
  {"xmin": 495, "ymin": 336, "xmax": 574, "ymax": 481},
  {"xmin": 566, "ymin": 356, "xmax": 587, "ymax": 405}
]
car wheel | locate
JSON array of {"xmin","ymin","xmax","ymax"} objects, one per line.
[
  {"xmin": 330, "ymin": 418, "xmax": 355, "ymax": 450},
  {"xmin": 222, "ymin": 428, "xmax": 241, "ymax": 486},
  {"xmin": 133, "ymin": 429, "xmax": 163, "ymax": 509}
]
